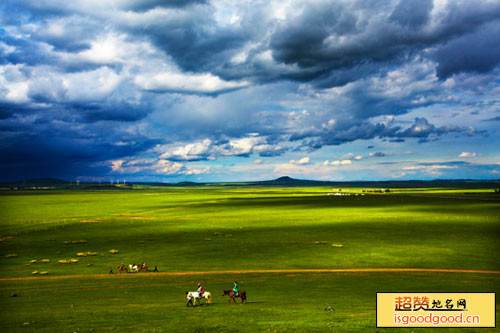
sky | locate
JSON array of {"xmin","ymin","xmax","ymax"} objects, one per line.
[{"xmin": 1, "ymin": 0, "xmax": 499, "ymax": 182}]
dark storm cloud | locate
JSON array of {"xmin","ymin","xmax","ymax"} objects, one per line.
[
  {"xmin": 370, "ymin": 152, "xmax": 388, "ymax": 158},
  {"xmin": 0, "ymin": 31, "xmax": 54, "ymax": 67},
  {"xmin": 0, "ymin": 0, "xmax": 499, "ymax": 181},
  {"xmin": 389, "ymin": 0, "xmax": 433, "ymax": 28},
  {"xmin": 265, "ymin": 0, "xmax": 500, "ymax": 87},
  {"xmin": 0, "ymin": 26, "xmax": 108, "ymax": 73},
  {"xmin": 31, "ymin": 18, "xmax": 96, "ymax": 53},
  {"xmin": 0, "ymin": 102, "xmax": 35, "ymax": 120},
  {"xmin": 3, "ymin": 0, "xmax": 500, "ymax": 86},
  {"xmin": 25, "ymin": 88, "xmax": 153, "ymax": 123},
  {"xmin": 0, "ymin": 0, "xmax": 206, "ymax": 19},
  {"xmin": 292, "ymin": 120, "xmax": 401, "ymax": 147},
  {"xmin": 119, "ymin": 0, "xmax": 207, "ymax": 11},
  {"xmin": 0, "ymin": 115, "xmax": 159, "ymax": 180},
  {"xmin": 292, "ymin": 116, "xmax": 484, "ymax": 150},
  {"xmin": 394, "ymin": 117, "xmax": 484, "ymax": 139},
  {"xmin": 322, "ymin": 122, "xmax": 401, "ymax": 146},
  {"xmin": 434, "ymin": 21, "xmax": 500, "ymax": 79},
  {"xmin": 140, "ymin": 15, "xmax": 248, "ymax": 73},
  {"xmin": 68, "ymin": 102, "xmax": 152, "ymax": 123},
  {"xmin": 397, "ymin": 117, "xmax": 436, "ymax": 138},
  {"xmin": 483, "ymin": 116, "xmax": 500, "ymax": 122}
]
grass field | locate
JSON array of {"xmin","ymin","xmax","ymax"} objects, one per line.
[{"xmin": 0, "ymin": 186, "xmax": 499, "ymax": 332}]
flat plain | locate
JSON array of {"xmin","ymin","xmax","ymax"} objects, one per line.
[{"xmin": 0, "ymin": 186, "xmax": 499, "ymax": 332}]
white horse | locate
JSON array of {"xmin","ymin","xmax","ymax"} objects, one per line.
[
  {"xmin": 186, "ymin": 291, "xmax": 212, "ymax": 307},
  {"xmin": 129, "ymin": 264, "xmax": 138, "ymax": 272}
]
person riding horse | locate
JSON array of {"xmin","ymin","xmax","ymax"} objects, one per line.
[
  {"xmin": 197, "ymin": 283, "xmax": 204, "ymax": 297},
  {"xmin": 233, "ymin": 281, "xmax": 239, "ymax": 297}
]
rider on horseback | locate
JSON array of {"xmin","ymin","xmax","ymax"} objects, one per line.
[
  {"xmin": 197, "ymin": 283, "xmax": 204, "ymax": 297},
  {"xmin": 233, "ymin": 281, "xmax": 239, "ymax": 297}
]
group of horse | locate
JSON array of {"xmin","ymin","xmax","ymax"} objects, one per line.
[
  {"xmin": 116, "ymin": 264, "xmax": 148, "ymax": 273},
  {"xmin": 186, "ymin": 290, "xmax": 247, "ymax": 307}
]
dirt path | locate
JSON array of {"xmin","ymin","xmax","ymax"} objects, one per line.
[{"xmin": 1, "ymin": 268, "xmax": 499, "ymax": 282}]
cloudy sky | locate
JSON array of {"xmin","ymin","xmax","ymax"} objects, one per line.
[{"xmin": 1, "ymin": 0, "xmax": 499, "ymax": 182}]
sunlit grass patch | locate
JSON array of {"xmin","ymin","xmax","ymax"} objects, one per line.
[{"xmin": 58, "ymin": 259, "xmax": 79, "ymax": 264}]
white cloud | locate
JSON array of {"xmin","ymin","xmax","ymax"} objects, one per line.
[
  {"xmin": 109, "ymin": 155, "xmax": 214, "ymax": 177},
  {"xmin": 0, "ymin": 64, "xmax": 30, "ymax": 103},
  {"xmin": 155, "ymin": 160, "xmax": 183, "ymax": 175},
  {"xmin": 135, "ymin": 72, "xmax": 249, "ymax": 94},
  {"xmin": 158, "ymin": 135, "xmax": 284, "ymax": 161},
  {"xmin": 403, "ymin": 165, "xmax": 457, "ymax": 170},
  {"xmin": 402, "ymin": 164, "xmax": 458, "ymax": 176},
  {"xmin": 78, "ymin": 34, "xmax": 124, "ymax": 65},
  {"xmin": 111, "ymin": 159, "xmax": 124, "ymax": 172},
  {"xmin": 341, "ymin": 153, "xmax": 356, "ymax": 160},
  {"xmin": 289, "ymin": 157, "xmax": 310, "ymax": 165},
  {"xmin": 324, "ymin": 159, "xmax": 353, "ymax": 166},
  {"xmin": 160, "ymin": 139, "xmax": 214, "ymax": 161},
  {"xmin": 222, "ymin": 137, "xmax": 264, "ymax": 156},
  {"xmin": 184, "ymin": 166, "xmax": 211, "ymax": 175},
  {"xmin": 253, "ymin": 144, "xmax": 284, "ymax": 156},
  {"xmin": 459, "ymin": 152, "xmax": 477, "ymax": 158}
]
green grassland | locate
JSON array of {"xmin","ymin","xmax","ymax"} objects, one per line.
[{"xmin": 0, "ymin": 186, "xmax": 499, "ymax": 332}]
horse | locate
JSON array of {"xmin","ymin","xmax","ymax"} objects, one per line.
[
  {"xmin": 129, "ymin": 264, "xmax": 139, "ymax": 272},
  {"xmin": 186, "ymin": 291, "xmax": 212, "ymax": 307},
  {"xmin": 116, "ymin": 265, "xmax": 128, "ymax": 273},
  {"xmin": 222, "ymin": 290, "xmax": 246, "ymax": 304},
  {"xmin": 139, "ymin": 264, "xmax": 148, "ymax": 272}
]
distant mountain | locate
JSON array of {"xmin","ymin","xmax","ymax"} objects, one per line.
[
  {"xmin": 274, "ymin": 176, "xmax": 295, "ymax": 183},
  {"xmin": 256, "ymin": 176, "xmax": 324, "ymax": 186},
  {"xmin": 1, "ymin": 176, "xmax": 499, "ymax": 190},
  {"xmin": 0, "ymin": 178, "xmax": 70, "ymax": 186},
  {"xmin": 25, "ymin": 178, "xmax": 71, "ymax": 185},
  {"xmin": 247, "ymin": 177, "xmax": 500, "ymax": 188},
  {"xmin": 176, "ymin": 181, "xmax": 199, "ymax": 186}
]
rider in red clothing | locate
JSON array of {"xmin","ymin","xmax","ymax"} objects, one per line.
[{"xmin": 197, "ymin": 283, "xmax": 204, "ymax": 297}]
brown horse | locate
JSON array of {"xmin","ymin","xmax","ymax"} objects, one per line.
[
  {"xmin": 116, "ymin": 265, "xmax": 128, "ymax": 273},
  {"xmin": 139, "ymin": 265, "xmax": 148, "ymax": 272},
  {"xmin": 222, "ymin": 290, "xmax": 246, "ymax": 304}
]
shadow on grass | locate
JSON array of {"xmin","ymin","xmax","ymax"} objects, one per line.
[{"xmin": 143, "ymin": 193, "xmax": 498, "ymax": 214}]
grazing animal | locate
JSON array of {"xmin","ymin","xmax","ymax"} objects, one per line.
[
  {"xmin": 116, "ymin": 265, "xmax": 128, "ymax": 273},
  {"xmin": 186, "ymin": 291, "xmax": 212, "ymax": 307},
  {"xmin": 222, "ymin": 290, "xmax": 246, "ymax": 304}
]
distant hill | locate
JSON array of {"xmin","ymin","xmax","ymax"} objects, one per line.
[
  {"xmin": 1, "ymin": 176, "xmax": 499, "ymax": 190},
  {"xmin": 0, "ymin": 178, "xmax": 129, "ymax": 190},
  {"xmin": 0, "ymin": 178, "xmax": 70, "ymax": 187},
  {"xmin": 254, "ymin": 176, "xmax": 326, "ymax": 186},
  {"xmin": 252, "ymin": 177, "xmax": 500, "ymax": 188},
  {"xmin": 25, "ymin": 178, "xmax": 70, "ymax": 185}
]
